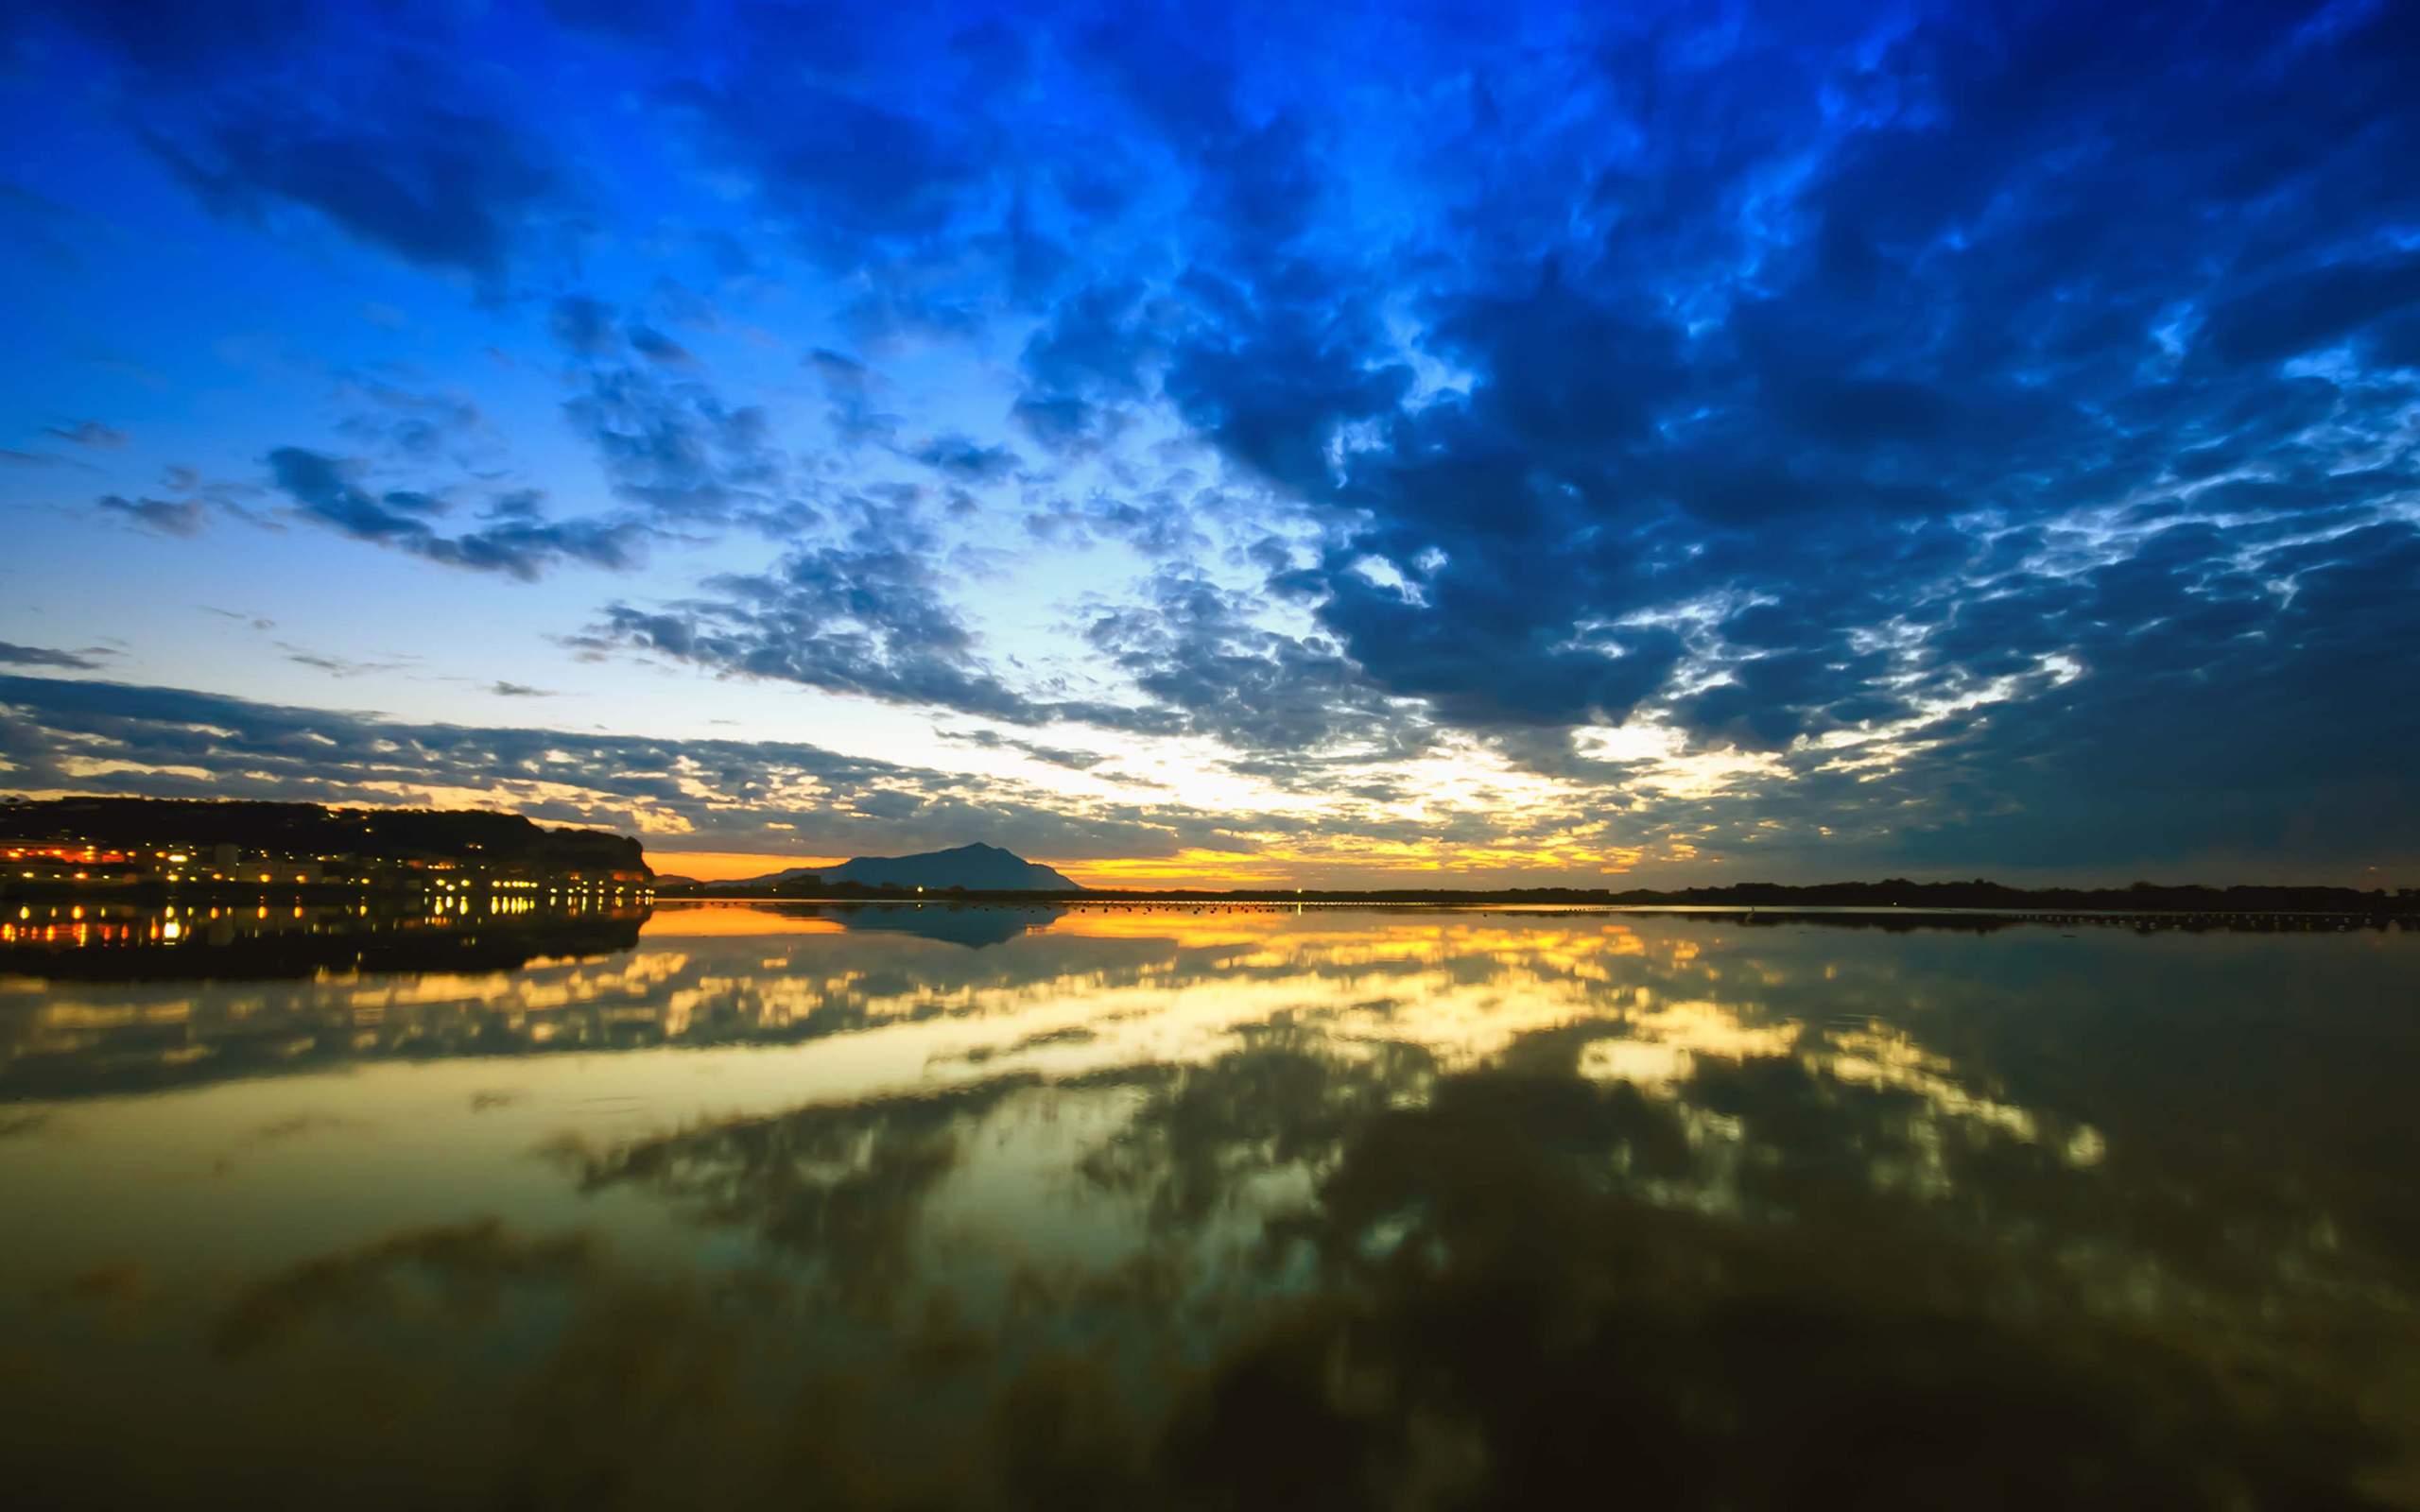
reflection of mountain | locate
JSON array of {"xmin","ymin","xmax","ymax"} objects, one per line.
[{"xmin": 820, "ymin": 902, "xmax": 1068, "ymax": 948}]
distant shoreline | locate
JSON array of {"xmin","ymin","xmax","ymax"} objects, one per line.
[{"xmin": 653, "ymin": 891, "xmax": 2415, "ymax": 922}]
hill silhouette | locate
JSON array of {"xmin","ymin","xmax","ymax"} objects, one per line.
[{"xmin": 721, "ymin": 843, "xmax": 1080, "ymax": 893}]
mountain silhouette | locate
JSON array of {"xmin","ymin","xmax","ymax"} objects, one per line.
[{"xmin": 725, "ymin": 843, "xmax": 1080, "ymax": 892}]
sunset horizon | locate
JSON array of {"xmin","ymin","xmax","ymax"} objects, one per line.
[
  {"xmin": 4, "ymin": 0, "xmax": 2414, "ymax": 893},
  {"xmin": 4, "ymin": 3, "xmax": 2417, "ymax": 1504}
]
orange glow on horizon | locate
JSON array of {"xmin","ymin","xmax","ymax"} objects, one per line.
[
  {"xmin": 1062, "ymin": 850, "xmax": 1302, "ymax": 890},
  {"xmin": 646, "ymin": 842, "xmax": 1667, "ymax": 893},
  {"xmin": 1064, "ymin": 841, "xmax": 1663, "ymax": 892},
  {"xmin": 639, "ymin": 902, "xmax": 849, "ymax": 936},
  {"xmin": 648, "ymin": 828, "xmax": 1722, "ymax": 893},
  {"xmin": 646, "ymin": 850, "xmax": 848, "ymax": 883}
]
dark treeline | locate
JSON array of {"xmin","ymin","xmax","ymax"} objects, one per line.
[
  {"xmin": 1597, "ymin": 877, "xmax": 2419, "ymax": 915},
  {"xmin": 1, "ymin": 796, "xmax": 646, "ymax": 872}
]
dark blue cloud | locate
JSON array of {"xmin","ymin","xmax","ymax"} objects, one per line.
[
  {"xmin": 548, "ymin": 296, "xmax": 620, "ymax": 356},
  {"xmin": 1860, "ymin": 519, "xmax": 2420, "ymax": 869},
  {"xmin": 16, "ymin": 0, "xmax": 570, "ymax": 281},
  {"xmin": 651, "ymin": 4, "xmax": 1004, "ymax": 265},
  {"xmin": 266, "ymin": 447, "xmax": 431, "ymax": 541},
  {"xmin": 1069, "ymin": 2, "xmax": 2415, "ymax": 754},
  {"xmin": 97, "ymin": 493, "xmax": 204, "ymax": 537},
  {"xmin": 560, "ymin": 368, "xmax": 786, "ymax": 526},
  {"xmin": 265, "ymin": 446, "xmax": 644, "ymax": 579},
  {"xmin": 2200, "ymin": 251, "xmax": 2420, "ymax": 368},
  {"xmin": 627, "ymin": 325, "xmax": 700, "ymax": 369},
  {"xmin": 1084, "ymin": 570, "xmax": 1426, "ymax": 759},
  {"xmin": 545, "ymin": 294, "xmax": 799, "ymax": 530},
  {"xmin": 910, "ymin": 434, "xmax": 1021, "ymax": 483},
  {"xmin": 151, "ymin": 101, "xmax": 557, "ymax": 280},
  {"xmin": 538, "ymin": 0, "xmax": 689, "ymax": 41},
  {"xmin": 589, "ymin": 510, "xmax": 1059, "ymax": 722},
  {"xmin": 0, "ymin": 643, "xmax": 101, "ymax": 670},
  {"xmin": 45, "ymin": 420, "xmax": 128, "ymax": 449}
]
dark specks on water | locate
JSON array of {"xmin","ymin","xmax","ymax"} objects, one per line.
[{"xmin": 2, "ymin": 901, "xmax": 2417, "ymax": 1509}]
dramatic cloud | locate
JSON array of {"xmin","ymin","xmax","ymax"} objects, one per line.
[{"xmin": 4, "ymin": 0, "xmax": 2415, "ymax": 882}]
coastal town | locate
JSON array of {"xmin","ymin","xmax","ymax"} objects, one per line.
[{"xmin": 0, "ymin": 798, "xmax": 653, "ymax": 902}]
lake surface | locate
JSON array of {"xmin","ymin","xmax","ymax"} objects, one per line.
[{"xmin": 4, "ymin": 900, "xmax": 2416, "ymax": 1509}]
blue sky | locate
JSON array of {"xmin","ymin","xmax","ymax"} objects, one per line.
[{"xmin": 2, "ymin": 0, "xmax": 2415, "ymax": 886}]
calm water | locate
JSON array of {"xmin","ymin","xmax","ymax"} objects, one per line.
[{"xmin": 3, "ymin": 900, "xmax": 2416, "ymax": 1509}]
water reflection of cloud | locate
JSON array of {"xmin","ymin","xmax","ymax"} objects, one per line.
[
  {"xmin": 38, "ymin": 1260, "xmax": 147, "ymax": 1311},
  {"xmin": 245, "ymin": 1110, "xmax": 371, "ymax": 1143},
  {"xmin": 5, "ymin": 910, "xmax": 2418, "ymax": 1505}
]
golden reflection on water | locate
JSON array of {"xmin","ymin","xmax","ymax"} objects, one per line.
[{"xmin": 2, "ymin": 903, "xmax": 2418, "ymax": 1509}]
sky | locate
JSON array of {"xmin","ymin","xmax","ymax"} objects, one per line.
[{"xmin": 1, "ymin": 0, "xmax": 2415, "ymax": 888}]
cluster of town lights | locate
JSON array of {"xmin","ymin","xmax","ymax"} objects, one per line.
[{"xmin": 2, "ymin": 884, "xmax": 653, "ymax": 948}]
